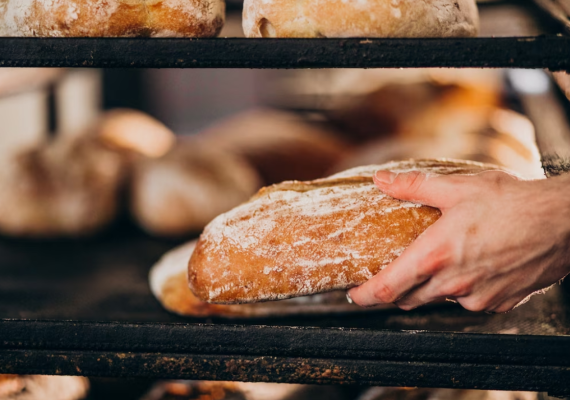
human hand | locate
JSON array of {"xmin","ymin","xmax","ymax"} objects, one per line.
[{"xmin": 347, "ymin": 169, "xmax": 570, "ymax": 313}]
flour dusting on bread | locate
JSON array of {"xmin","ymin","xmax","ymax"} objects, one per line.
[
  {"xmin": 151, "ymin": 239, "xmax": 392, "ymax": 317},
  {"xmin": 189, "ymin": 159, "xmax": 498, "ymax": 304}
]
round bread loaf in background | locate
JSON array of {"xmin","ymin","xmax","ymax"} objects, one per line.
[
  {"xmin": 189, "ymin": 159, "xmax": 506, "ymax": 304},
  {"xmin": 200, "ymin": 109, "xmax": 351, "ymax": 185},
  {"xmin": 130, "ymin": 138, "xmax": 261, "ymax": 237},
  {"xmin": 243, "ymin": 0, "xmax": 478, "ymax": 38},
  {"xmin": 97, "ymin": 109, "xmax": 176, "ymax": 159},
  {"xmin": 0, "ymin": 0, "xmax": 224, "ymax": 37},
  {"xmin": 0, "ymin": 135, "xmax": 126, "ymax": 237}
]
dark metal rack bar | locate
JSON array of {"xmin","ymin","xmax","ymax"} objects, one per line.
[{"xmin": 0, "ymin": 36, "xmax": 569, "ymax": 69}]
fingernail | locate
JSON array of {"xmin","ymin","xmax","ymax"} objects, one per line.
[
  {"xmin": 346, "ymin": 292, "xmax": 354, "ymax": 304},
  {"xmin": 374, "ymin": 170, "xmax": 397, "ymax": 185}
]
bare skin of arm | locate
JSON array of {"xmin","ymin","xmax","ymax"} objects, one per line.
[{"xmin": 347, "ymin": 169, "xmax": 570, "ymax": 313}]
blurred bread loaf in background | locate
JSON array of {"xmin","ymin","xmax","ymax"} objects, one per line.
[
  {"xmin": 200, "ymin": 109, "xmax": 351, "ymax": 185},
  {"xmin": 130, "ymin": 138, "xmax": 260, "ymax": 237},
  {"xmin": 0, "ymin": 134, "xmax": 126, "ymax": 237},
  {"xmin": 96, "ymin": 108, "xmax": 262, "ymax": 237},
  {"xmin": 97, "ymin": 109, "xmax": 176, "ymax": 159},
  {"xmin": 327, "ymin": 81, "xmax": 544, "ymax": 179}
]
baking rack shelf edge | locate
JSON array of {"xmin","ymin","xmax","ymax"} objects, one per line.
[
  {"xmin": 0, "ymin": 36, "xmax": 568, "ymax": 69},
  {"xmin": 2, "ymin": 320, "xmax": 570, "ymax": 396}
]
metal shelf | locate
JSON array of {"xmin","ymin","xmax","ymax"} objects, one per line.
[
  {"xmin": 0, "ymin": 224, "xmax": 569, "ymax": 395},
  {"xmin": 0, "ymin": 36, "xmax": 568, "ymax": 69}
]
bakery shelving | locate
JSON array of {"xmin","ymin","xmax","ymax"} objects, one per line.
[
  {"xmin": 1, "ymin": 0, "xmax": 570, "ymax": 398},
  {"xmin": 0, "ymin": 224, "xmax": 570, "ymax": 395}
]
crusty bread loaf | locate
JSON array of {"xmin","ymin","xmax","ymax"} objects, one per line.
[
  {"xmin": 151, "ymin": 240, "xmax": 389, "ymax": 317},
  {"xmin": 130, "ymin": 138, "xmax": 261, "ymax": 237},
  {"xmin": 243, "ymin": 0, "xmax": 478, "ymax": 38},
  {"xmin": 189, "ymin": 159, "xmax": 501, "ymax": 304},
  {"xmin": 0, "ymin": 0, "xmax": 224, "ymax": 37},
  {"xmin": 200, "ymin": 109, "xmax": 351, "ymax": 185}
]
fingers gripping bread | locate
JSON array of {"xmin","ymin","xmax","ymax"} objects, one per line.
[{"xmin": 188, "ymin": 159, "xmax": 501, "ymax": 304}]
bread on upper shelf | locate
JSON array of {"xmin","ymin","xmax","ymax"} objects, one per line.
[
  {"xmin": 243, "ymin": 0, "xmax": 479, "ymax": 38},
  {"xmin": 188, "ymin": 159, "xmax": 506, "ymax": 304},
  {"xmin": 0, "ymin": 0, "xmax": 225, "ymax": 37}
]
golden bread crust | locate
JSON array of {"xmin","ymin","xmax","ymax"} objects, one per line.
[
  {"xmin": 0, "ymin": 0, "xmax": 224, "ymax": 37},
  {"xmin": 243, "ymin": 0, "xmax": 478, "ymax": 38},
  {"xmin": 189, "ymin": 159, "xmax": 501, "ymax": 304},
  {"xmin": 151, "ymin": 240, "xmax": 391, "ymax": 317}
]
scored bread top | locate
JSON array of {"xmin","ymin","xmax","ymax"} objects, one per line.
[{"xmin": 188, "ymin": 159, "xmax": 501, "ymax": 304}]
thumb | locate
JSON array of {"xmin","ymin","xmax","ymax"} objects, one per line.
[{"xmin": 374, "ymin": 170, "xmax": 462, "ymax": 209}]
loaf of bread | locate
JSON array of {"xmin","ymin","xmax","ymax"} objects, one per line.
[
  {"xmin": 200, "ymin": 109, "xmax": 351, "ymax": 185},
  {"xmin": 130, "ymin": 138, "xmax": 261, "ymax": 237},
  {"xmin": 0, "ymin": 134, "xmax": 126, "ymax": 237},
  {"xmin": 329, "ymin": 82, "xmax": 500, "ymax": 144},
  {"xmin": 0, "ymin": 375, "xmax": 89, "ymax": 399},
  {"xmin": 97, "ymin": 109, "xmax": 176, "ymax": 159},
  {"xmin": 189, "ymin": 159, "xmax": 501, "ymax": 304},
  {"xmin": 243, "ymin": 0, "xmax": 478, "ymax": 38},
  {"xmin": 0, "ymin": 0, "xmax": 224, "ymax": 37},
  {"xmin": 332, "ymin": 114, "xmax": 544, "ymax": 180},
  {"xmin": 329, "ymin": 82, "xmax": 544, "ymax": 179},
  {"xmin": 151, "ymin": 240, "xmax": 389, "ymax": 317}
]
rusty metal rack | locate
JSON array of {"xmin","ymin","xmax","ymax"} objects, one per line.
[{"xmin": 1, "ymin": 224, "xmax": 570, "ymax": 395}]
